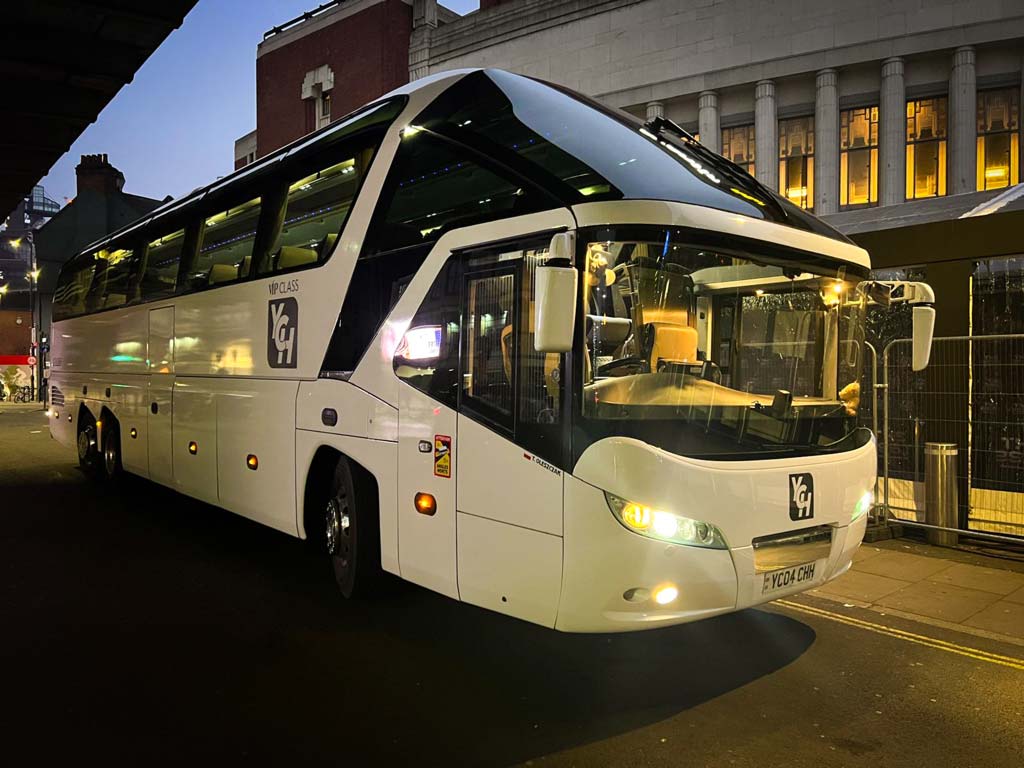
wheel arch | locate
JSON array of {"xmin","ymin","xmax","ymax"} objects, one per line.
[{"xmin": 300, "ymin": 444, "xmax": 381, "ymax": 545}]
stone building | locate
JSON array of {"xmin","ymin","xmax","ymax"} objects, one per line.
[{"xmin": 239, "ymin": 0, "xmax": 1024, "ymax": 339}]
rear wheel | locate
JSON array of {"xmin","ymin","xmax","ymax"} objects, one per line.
[
  {"xmin": 77, "ymin": 416, "xmax": 100, "ymax": 475},
  {"xmin": 101, "ymin": 419, "xmax": 123, "ymax": 481},
  {"xmin": 323, "ymin": 458, "xmax": 380, "ymax": 599}
]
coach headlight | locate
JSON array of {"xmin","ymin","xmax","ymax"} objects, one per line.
[{"xmin": 605, "ymin": 492, "xmax": 727, "ymax": 549}]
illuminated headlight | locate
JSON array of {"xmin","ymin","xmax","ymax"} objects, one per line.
[
  {"xmin": 605, "ymin": 492, "xmax": 727, "ymax": 549},
  {"xmin": 852, "ymin": 490, "xmax": 873, "ymax": 521}
]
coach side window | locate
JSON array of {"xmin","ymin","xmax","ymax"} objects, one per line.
[
  {"xmin": 185, "ymin": 197, "xmax": 262, "ymax": 290},
  {"xmin": 53, "ymin": 253, "xmax": 98, "ymax": 321},
  {"xmin": 97, "ymin": 245, "xmax": 138, "ymax": 309},
  {"xmin": 394, "ymin": 257, "xmax": 462, "ymax": 408},
  {"xmin": 140, "ymin": 228, "xmax": 185, "ymax": 300},
  {"xmin": 257, "ymin": 152, "xmax": 369, "ymax": 276},
  {"xmin": 362, "ymin": 133, "xmax": 549, "ymax": 256}
]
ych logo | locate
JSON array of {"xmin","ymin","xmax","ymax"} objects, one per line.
[
  {"xmin": 789, "ymin": 473, "xmax": 814, "ymax": 520},
  {"xmin": 268, "ymin": 298, "xmax": 298, "ymax": 368}
]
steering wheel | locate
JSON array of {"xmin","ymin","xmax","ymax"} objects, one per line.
[{"xmin": 597, "ymin": 356, "xmax": 650, "ymax": 376}]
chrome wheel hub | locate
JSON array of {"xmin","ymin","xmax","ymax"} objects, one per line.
[{"xmin": 325, "ymin": 497, "xmax": 349, "ymax": 556}]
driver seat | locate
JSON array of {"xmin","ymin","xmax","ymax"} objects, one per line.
[{"xmin": 645, "ymin": 322, "xmax": 699, "ymax": 370}]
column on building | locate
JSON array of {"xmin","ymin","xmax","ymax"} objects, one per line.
[
  {"xmin": 645, "ymin": 101, "xmax": 664, "ymax": 121},
  {"xmin": 949, "ymin": 45, "xmax": 977, "ymax": 195},
  {"xmin": 698, "ymin": 91, "xmax": 720, "ymax": 153},
  {"xmin": 754, "ymin": 80, "xmax": 778, "ymax": 190},
  {"xmin": 409, "ymin": 0, "xmax": 439, "ymax": 82},
  {"xmin": 814, "ymin": 69, "xmax": 840, "ymax": 214},
  {"xmin": 879, "ymin": 57, "xmax": 906, "ymax": 207}
]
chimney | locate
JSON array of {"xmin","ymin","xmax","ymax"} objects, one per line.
[{"xmin": 75, "ymin": 153, "xmax": 125, "ymax": 195}]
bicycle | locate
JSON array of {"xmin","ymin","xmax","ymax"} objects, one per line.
[{"xmin": 11, "ymin": 386, "xmax": 33, "ymax": 403}]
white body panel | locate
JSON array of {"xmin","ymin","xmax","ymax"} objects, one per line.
[
  {"xmin": 457, "ymin": 512, "xmax": 562, "ymax": 628},
  {"xmin": 456, "ymin": 415, "xmax": 563, "ymax": 536},
  {"xmin": 397, "ymin": 385, "xmax": 459, "ymax": 598}
]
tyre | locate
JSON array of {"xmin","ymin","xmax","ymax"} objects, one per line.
[
  {"xmin": 101, "ymin": 419, "xmax": 123, "ymax": 481},
  {"xmin": 322, "ymin": 458, "xmax": 380, "ymax": 599},
  {"xmin": 77, "ymin": 417, "xmax": 101, "ymax": 475}
]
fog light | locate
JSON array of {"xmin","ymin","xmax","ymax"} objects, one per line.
[{"xmin": 653, "ymin": 584, "xmax": 679, "ymax": 605}]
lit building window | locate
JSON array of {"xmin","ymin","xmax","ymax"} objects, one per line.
[
  {"xmin": 906, "ymin": 98, "xmax": 947, "ymax": 200},
  {"xmin": 779, "ymin": 116, "xmax": 814, "ymax": 210},
  {"xmin": 721, "ymin": 124, "xmax": 755, "ymax": 175},
  {"xmin": 840, "ymin": 107, "xmax": 878, "ymax": 208},
  {"xmin": 976, "ymin": 89, "xmax": 1019, "ymax": 191}
]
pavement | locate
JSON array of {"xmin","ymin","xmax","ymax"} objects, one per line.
[
  {"xmin": 1, "ymin": 408, "xmax": 1022, "ymax": 767},
  {"xmin": 810, "ymin": 539, "xmax": 1024, "ymax": 646}
]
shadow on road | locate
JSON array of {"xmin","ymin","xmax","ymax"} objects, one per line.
[{"xmin": 1, "ymin": 472, "xmax": 815, "ymax": 765}]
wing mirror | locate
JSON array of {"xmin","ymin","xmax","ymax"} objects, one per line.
[
  {"xmin": 534, "ymin": 232, "xmax": 577, "ymax": 353},
  {"xmin": 912, "ymin": 304, "xmax": 936, "ymax": 371},
  {"xmin": 857, "ymin": 280, "xmax": 936, "ymax": 371}
]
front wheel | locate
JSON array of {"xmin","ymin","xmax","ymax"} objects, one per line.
[{"xmin": 323, "ymin": 459, "xmax": 380, "ymax": 599}]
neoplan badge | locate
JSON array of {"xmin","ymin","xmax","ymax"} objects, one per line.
[{"xmin": 434, "ymin": 435, "xmax": 451, "ymax": 478}]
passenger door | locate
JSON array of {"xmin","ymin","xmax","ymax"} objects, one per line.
[
  {"xmin": 454, "ymin": 234, "xmax": 568, "ymax": 627},
  {"xmin": 394, "ymin": 220, "xmax": 573, "ymax": 613},
  {"xmin": 147, "ymin": 307, "xmax": 174, "ymax": 486}
]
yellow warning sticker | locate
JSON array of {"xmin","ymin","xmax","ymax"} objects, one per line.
[{"xmin": 434, "ymin": 434, "xmax": 452, "ymax": 478}]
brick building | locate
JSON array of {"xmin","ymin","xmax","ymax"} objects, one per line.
[{"xmin": 235, "ymin": 0, "xmax": 462, "ymax": 169}]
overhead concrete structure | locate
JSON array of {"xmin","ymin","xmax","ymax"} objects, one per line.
[{"xmin": 0, "ymin": 1, "xmax": 197, "ymax": 218}]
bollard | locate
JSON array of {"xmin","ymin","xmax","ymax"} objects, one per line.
[{"xmin": 924, "ymin": 443, "xmax": 958, "ymax": 547}]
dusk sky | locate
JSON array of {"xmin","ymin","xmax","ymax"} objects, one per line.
[{"xmin": 38, "ymin": 0, "xmax": 480, "ymax": 207}]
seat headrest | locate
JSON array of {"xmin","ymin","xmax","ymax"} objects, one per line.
[
  {"xmin": 318, "ymin": 234, "xmax": 338, "ymax": 260},
  {"xmin": 277, "ymin": 245, "xmax": 317, "ymax": 270},
  {"xmin": 207, "ymin": 263, "xmax": 239, "ymax": 285}
]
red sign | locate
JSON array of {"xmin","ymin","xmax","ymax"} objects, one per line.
[
  {"xmin": 0, "ymin": 355, "xmax": 30, "ymax": 366},
  {"xmin": 27, "ymin": 356, "xmax": 37, "ymax": 366}
]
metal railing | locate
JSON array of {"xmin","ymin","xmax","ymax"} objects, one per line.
[{"xmin": 877, "ymin": 334, "xmax": 1024, "ymax": 545}]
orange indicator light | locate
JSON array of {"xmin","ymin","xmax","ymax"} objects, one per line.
[{"xmin": 414, "ymin": 492, "xmax": 437, "ymax": 516}]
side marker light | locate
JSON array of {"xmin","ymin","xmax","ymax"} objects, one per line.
[{"xmin": 414, "ymin": 492, "xmax": 436, "ymax": 516}]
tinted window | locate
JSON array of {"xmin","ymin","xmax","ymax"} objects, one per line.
[
  {"xmin": 463, "ymin": 270, "xmax": 516, "ymax": 428},
  {"xmin": 362, "ymin": 133, "xmax": 550, "ymax": 256},
  {"xmin": 258, "ymin": 158, "xmax": 360, "ymax": 275},
  {"xmin": 141, "ymin": 228, "xmax": 185, "ymax": 300},
  {"xmin": 84, "ymin": 246, "xmax": 138, "ymax": 312},
  {"xmin": 53, "ymin": 254, "xmax": 97, "ymax": 320},
  {"xmin": 322, "ymin": 246, "xmax": 431, "ymax": 373},
  {"xmin": 394, "ymin": 237, "xmax": 564, "ymax": 464},
  {"xmin": 394, "ymin": 256, "xmax": 462, "ymax": 408},
  {"xmin": 186, "ymin": 197, "xmax": 261, "ymax": 290},
  {"xmin": 416, "ymin": 70, "xmax": 848, "ymax": 242},
  {"xmin": 97, "ymin": 245, "xmax": 138, "ymax": 309}
]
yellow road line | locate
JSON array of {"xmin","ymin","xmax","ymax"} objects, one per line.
[{"xmin": 775, "ymin": 599, "xmax": 1024, "ymax": 672}]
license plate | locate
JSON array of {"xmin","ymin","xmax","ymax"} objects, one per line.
[{"xmin": 761, "ymin": 560, "xmax": 821, "ymax": 596}]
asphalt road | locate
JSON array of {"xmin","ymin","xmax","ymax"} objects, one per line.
[{"xmin": 1, "ymin": 407, "xmax": 1021, "ymax": 766}]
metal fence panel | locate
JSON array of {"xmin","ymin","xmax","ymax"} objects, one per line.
[{"xmin": 881, "ymin": 334, "xmax": 1024, "ymax": 537}]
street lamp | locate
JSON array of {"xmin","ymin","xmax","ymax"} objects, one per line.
[{"xmin": 0, "ymin": 284, "xmax": 7, "ymax": 308}]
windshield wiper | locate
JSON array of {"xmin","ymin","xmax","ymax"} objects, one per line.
[{"xmin": 643, "ymin": 116, "xmax": 790, "ymax": 221}]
